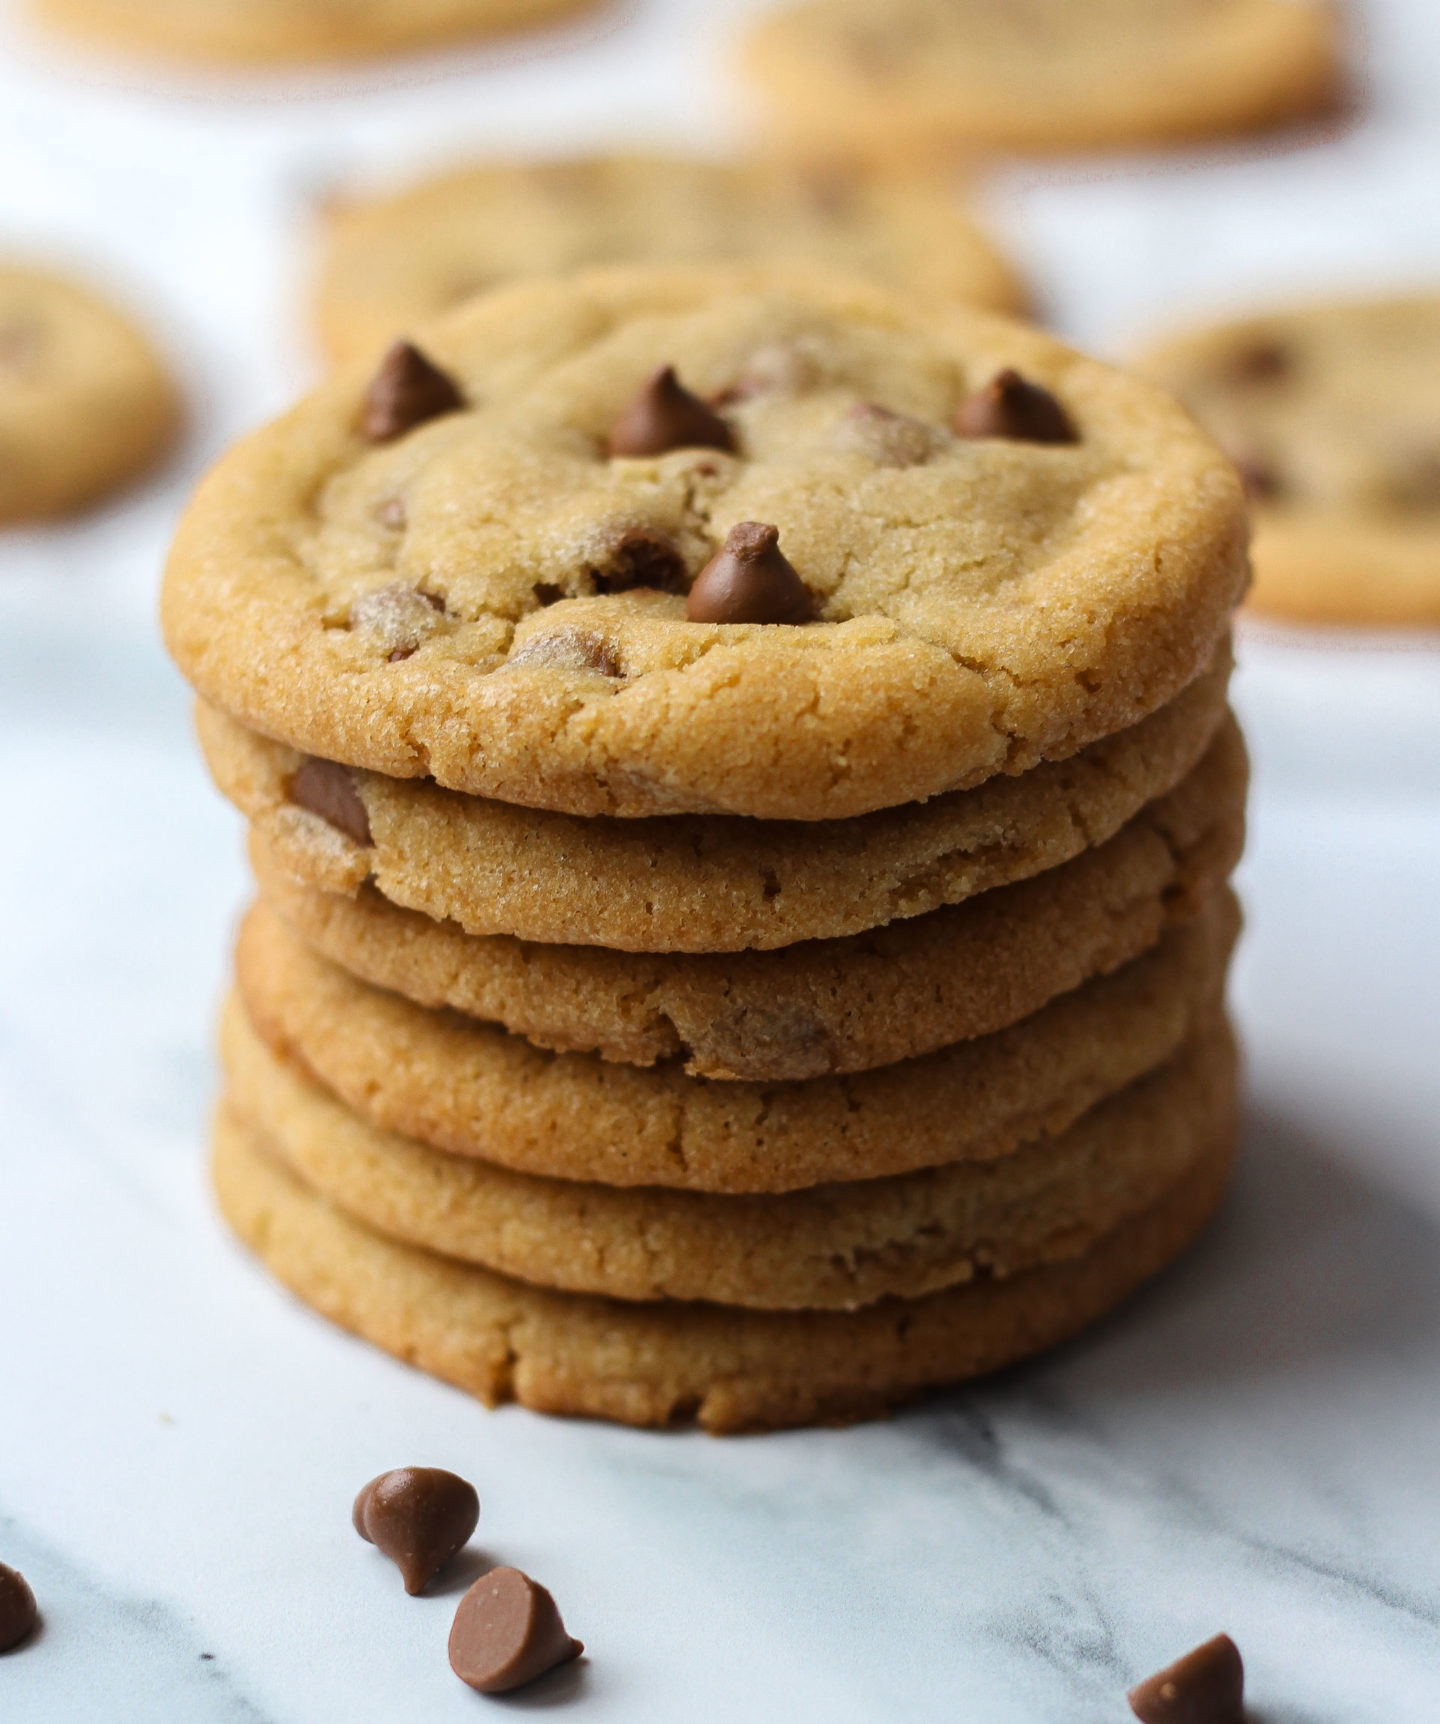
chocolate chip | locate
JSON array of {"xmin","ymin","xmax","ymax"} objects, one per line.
[
  {"xmin": 1128, "ymin": 1634, "xmax": 1245, "ymax": 1724},
  {"xmin": 353, "ymin": 1468, "xmax": 480, "ymax": 1596},
  {"xmin": 1230, "ymin": 452, "xmax": 1282, "ymax": 501},
  {"xmin": 349, "ymin": 582, "xmax": 447, "ymax": 661},
  {"xmin": 507, "ymin": 627, "xmax": 621, "ymax": 678},
  {"xmin": 373, "ymin": 496, "xmax": 407, "ymax": 530},
  {"xmin": 954, "ymin": 368, "xmax": 1077, "ymax": 444},
  {"xmin": 687, "ymin": 523, "xmax": 813, "ymax": 626},
  {"xmin": 448, "ymin": 1567, "xmax": 583, "ymax": 1695},
  {"xmin": 533, "ymin": 582, "xmax": 565, "ymax": 607},
  {"xmin": 289, "ymin": 759, "xmax": 372, "ymax": 847},
  {"xmin": 838, "ymin": 402, "xmax": 942, "ymax": 468},
  {"xmin": 592, "ymin": 527, "xmax": 688, "ymax": 595},
  {"xmin": 713, "ymin": 342, "xmax": 821, "ymax": 406},
  {"xmin": 607, "ymin": 365, "xmax": 735, "ymax": 459},
  {"xmin": 360, "ymin": 341, "xmax": 464, "ymax": 443},
  {"xmin": 1229, "ymin": 339, "xmax": 1290, "ymax": 383},
  {"xmin": 0, "ymin": 1564, "xmax": 38, "ymax": 1654}
]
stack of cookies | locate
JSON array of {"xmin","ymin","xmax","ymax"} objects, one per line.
[{"xmin": 162, "ymin": 267, "xmax": 1250, "ymax": 1433}]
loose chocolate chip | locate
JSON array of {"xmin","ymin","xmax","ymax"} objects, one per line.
[
  {"xmin": 1229, "ymin": 339, "xmax": 1291, "ymax": 383},
  {"xmin": 687, "ymin": 522, "xmax": 814, "ymax": 625},
  {"xmin": 1128, "ymin": 1633, "xmax": 1245, "ymax": 1724},
  {"xmin": 954, "ymin": 368, "xmax": 1077, "ymax": 444},
  {"xmin": 360, "ymin": 341, "xmax": 464, "ymax": 443},
  {"xmin": 289, "ymin": 759, "xmax": 372, "ymax": 847},
  {"xmin": 0, "ymin": 1564, "xmax": 38, "ymax": 1654},
  {"xmin": 592, "ymin": 527, "xmax": 688, "ymax": 595},
  {"xmin": 353, "ymin": 1468, "xmax": 480, "ymax": 1596},
  {"xmin": 607, "ymin": 366, "xmax": 735, "ymax": 458},
  {"xmin": 448, "ymin": 1567, "xmax": 583, "ymax": 1695}
]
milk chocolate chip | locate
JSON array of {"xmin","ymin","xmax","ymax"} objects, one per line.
[
  {"xmin": 361, "ymin": 341, "xmax": 464, "ymax": 443},
  {"xmin": 448, "ymin": 1567, "xmax": 583, "ymax": 1695},
  {"xmin": 1128, "ymin": 1633, "xmax": 1245, "ymax": 1724},
  {"xmin": 607, "ymin": 366, "xmax": 735, "ymax": 458},
  {"xmin": 954, "ymin": 368, "xmax": 1076, "ymax": 444},
  {"xmin": 687, "ymin": 522, "xmax": 813, "ymax": 625},
  {"xmin": 353, "ymin": 1468, "xmax": 480, "ymax": 1596},
  {"xmin": 290, "ymin": 759, "xmax": 372, "ymax": 847},
  {"xmin": 1229, "ymin": 339, "xmax": 1290, "ymax": 383},
  {"xmin": 0, "ymin": 1564, "xmax": 38, "ymax": 1653}
]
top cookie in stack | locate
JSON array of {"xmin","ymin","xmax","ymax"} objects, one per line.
[{"xmin": 164, "ymin": 267, "xmax": 1250, "ymax": 1432}]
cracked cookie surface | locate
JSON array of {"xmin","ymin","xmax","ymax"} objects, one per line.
[
  {"xmin": 0, "ymin": 262, "xmax": 180, "ymax": 523},
  {"xmin": 1141, "ymin": 296, "xmax": 1440, "ymax": 627},
  {"xmin": 222, "ymin": 991, "xmax": 1236, "ymax": 1310},
  {"xmin": 248, "ymin": 716, "xmax": 1247, "ymax": 1080},
  {"xmin": 163, "ymin": 266, "xmax": 1247, "ymax": 821},
  {"xmin": 212, "ymin": 1101, "xmax": 1235, "ymax": 1431},
  {"xmin": 744, "ymin": 0, "xmax": 1342, "ymax": 158},
  {"xmin": 314, "ymin": 154, "xmax": 1027, "ymax": 366},
  {"xmin": 197, "ymin": 642, "xmax": 1229, "ymax": 952}
]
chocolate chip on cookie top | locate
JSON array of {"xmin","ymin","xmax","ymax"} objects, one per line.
[
  {"xmin": 163, "ymin": 267, "xmax": 1246, "ymax": 820},
  {"xmin": 606, "ymin": 364, "xmax": 735, "ymax": 457},
  {"xmin": 954, "ymin": 369, "xmax": 1076, "ymax": 444},
  {"xmin": 687, "ymin": 522, "xmax": 813, "ymax": 624},
  {"xmin": 360, "ymin": 341, "xmax": 464, "ymax": 442}
]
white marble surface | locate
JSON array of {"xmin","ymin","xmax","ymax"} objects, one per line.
[{"xmin": 2, "ymin": 1, "xmax": 1440, "ymax": 1717}]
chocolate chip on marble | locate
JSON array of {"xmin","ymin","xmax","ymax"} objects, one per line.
[
  {"xmin": 687, "ymin": 522, "xmax": 814, "ymax": 625},
  {"xmin": 591, "ymin": 526, "xmax": 689, "ymax": 595},
  {"xmin": 606, "ymin": 365, "xmax": 735, "ymax": 459},
  {"xmin": 448, "ymin": 1567, "xmax": 583, "ymax": 1695},
  {"xmin": 360, "ymin": 341, "xmax": 464, "ymax": 443},
  {"xmin": 1128, "ymin": 1633, "xmax": 1245, "ymax": 1724},
  {"xmin": 954, "ymin": 368, "xmax": 1076, "ymax": 444},
  {"xmin": 353, "ymin": 1468, "xmax": 480, "ymax": 1596},
  {"xmin": 0, "ymin": 1564, "xmax": 38, "ymax": 1654},
  {"xmin": 289, "ymin": 758, "xmax": 372, "ymax": 847},
  {"xmin": 839, "ymin": 402, "xmax": 943, "ymax": 468},
  {"xmin": 508, "ymin": 627, "xmax": 621, "ymax": 678},
  {"xmin": 1229, "ymin": 339, "xmax": 1291, "ymax": 383}
]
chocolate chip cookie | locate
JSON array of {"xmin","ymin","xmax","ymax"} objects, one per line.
[
  {"xmin": 162, "ymin": 266, "xmax": 1247, "ymax": 822},
  {"xmin": 196, "ymin": 642, "xmax": 1230, "ymax": 953},
  {"xmin": 222, "ymin": 994, "xmax": 1236, "ymax": 1310},
  {"xmin": 0, "ymin": 262, "xmax": 180, "ymax": 523},
  {"xmin": 212, "ymin": 1099, "xmax": 1236, "ymax": 1431},
  {"xmin": 743, "ymin": 0, "xmax": 1343, "ymax": 158},
  {"xmin": 314, "ymin": 154, "xmax": 1027, "ymax": 366},
  {"xmin": 1141, "ymin": 296, "xmax": 1440, "ymax": 627},
  {"xmin": 29, "ymin": 0, "xmax": 601, "ymax": 64}
]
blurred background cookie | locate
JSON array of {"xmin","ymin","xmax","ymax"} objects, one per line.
[
  {"xmin": 312, "ymin": 154, "xmax": 1027, "ymax": 366},
  {"xmin": 0, "ymin": 261, "xmax": 181, "ymax": 524},
  {"xmin": 1140, "ymin": 296, "xmax": 1440, "ymax": 627},
  {"xmin": 743, "ymin": 0, "xmax": 1344, "ymax": 159},
  {"xmin": 27, "ymin": 0, "xmax": 605, "ymax": 66}
]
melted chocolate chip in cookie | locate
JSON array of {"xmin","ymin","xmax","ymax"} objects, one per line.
[
  {"xmin": 449, "ymin": 1567, "xmax": 582, "ymax": 1695},
  {"xmin": 607, "ymin": 366, "xmax": 735, "ymax": 458},
  {"xmin": 954, "ymin": 368, "xmax": 1076, "ymax": 444},
  {"xmin": 687, "ymin": 522, "xmax": 813, "ymax": 625},
  {"xmin": 353, "ymin": 1467, "xmax": 480, "ymax": 1595},
  {"xmin": 591, "ymin": 526, "xmax": 689, "ymax": 594},
  {"xmin": 840, "ymin": 402, "xmax": 943, "ymax": 468},
  {"xmin": 360, "ymin": 341, "xmax": 464, "ymax": 443},
  {"xmin": 1128, "ymin": 1633, "xmax": 1244, "ymax": 1724},
  {"xmin": 290, "ymin": 759, "xmax": 372, "ymax": 847}
]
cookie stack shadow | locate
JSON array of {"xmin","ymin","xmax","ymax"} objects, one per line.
[{"xmin": 196, "ymin": 635, "xmax": 1245, "ymax": 1434}]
